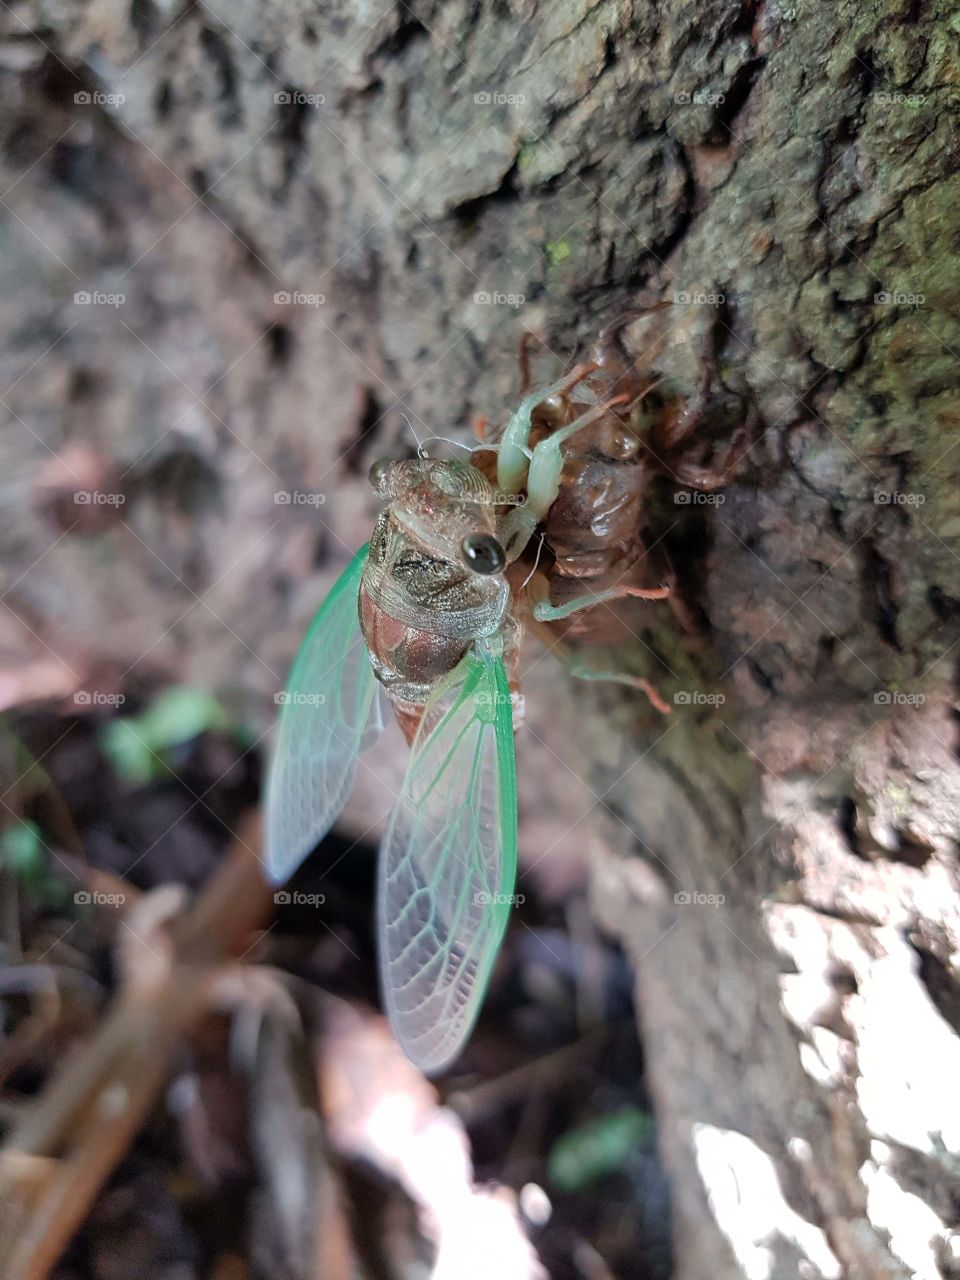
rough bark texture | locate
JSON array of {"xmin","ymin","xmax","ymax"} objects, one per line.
[{"xmin": 2, "ymin": 1, "xmax": 959, "ymax": 1277}]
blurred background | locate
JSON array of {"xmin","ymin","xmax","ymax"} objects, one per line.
[{"xmin": 1, "ymin": 3, "xmax": 959, "ymax": 1279}]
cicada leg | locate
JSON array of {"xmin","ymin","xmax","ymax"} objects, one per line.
[
  {"xmin": 517, "ymin": 331, "xmax": 539, "ymax": 396},
  {"xmin": 496, "ymin": 363, "xmax": 597, "ymax": 496},
  {"xmin": 565, "ymin": 657, "xmax": 672, "ymax": 715},
  {"xmin": 488, "ymin": 377, "xmax": 625, "ymax": 564},
  {"xmin": 525, "ymin": 572, "xmax": 672, "ymax": 712},
  {"xmin": 525, "ymin": 394, "xmax": 630, "ymax": 519},
  {"xmin": 496, "ymin": 392, "xmax": 634, "ymax": 563},
  {"xmin": 527, "ymin": 608, "xmax": 671, "ymax": 714},
  {"xmin": 592, "ymin": 300, "xmax": 673, "ymax": 353},
  {"xmin": 530, "ymin": 579, "xmax": 670, "ymax": 622},
  {"xmin": 667, "ymin": 404, "xmax": 758, "ymax": 491}
]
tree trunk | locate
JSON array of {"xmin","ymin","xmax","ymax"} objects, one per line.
[{"xmin": 3, "ymin": 1, "xmax": 959, "ymax": 1277}]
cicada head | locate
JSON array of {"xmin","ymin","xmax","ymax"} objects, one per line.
[{"xmin": 369, "ymin": 458, "xmax": 507, "ymax": 577}]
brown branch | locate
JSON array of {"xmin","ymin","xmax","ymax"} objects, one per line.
[{"xmin": 0, "ymin": 814, "xmax": 272, "ymax": 1280}]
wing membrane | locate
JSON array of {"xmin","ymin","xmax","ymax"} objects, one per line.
[
  {"xmin": 265, "ymin": 545, "xmax": 379, "ymax": 883},
  {"xmin": 378, "ymin": 645, "xmax": 518, "ymax": 1073}
]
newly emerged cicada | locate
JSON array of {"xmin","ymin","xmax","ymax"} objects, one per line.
[{"xmin": 265, "ymin": 311, "xmax": 747, "ymax": 1073}]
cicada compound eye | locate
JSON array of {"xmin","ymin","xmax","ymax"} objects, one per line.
[
  {"xmin": 460, "ymin": 533, "xmax": 506, "ymax": 575},
  {"xmin": 368, "ymin": 458, "xmax": 394, "ymax": 495}
]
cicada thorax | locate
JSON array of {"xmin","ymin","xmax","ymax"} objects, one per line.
[{"xmin": 359, "ymin": 471, "xmax": 515, "ymax": 743}]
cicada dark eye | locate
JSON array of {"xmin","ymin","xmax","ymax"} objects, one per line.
[
  {"xmin": 368, "ymin": 458, "xmax": 393, "ymax": 495},
  {"xmin": 460, "ymin": 533, "xmax": 505, "ymax": 575}
]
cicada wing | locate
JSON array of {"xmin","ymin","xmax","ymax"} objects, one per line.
[
  {"xmin": 378, "ymin": 645, "xmax": 518, "ymax": 1074},
  {"xmin": 264, "ymin": 545, "xmax": 381, "ymax": 884}
]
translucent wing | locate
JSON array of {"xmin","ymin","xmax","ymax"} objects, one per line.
[
  {"xmin": 265, "ymin": 545, "xmax": 381, "ymax": 884},
  {"xmin": 378, "ymin": 643, "xmax": 518, "ymax": 1074}
]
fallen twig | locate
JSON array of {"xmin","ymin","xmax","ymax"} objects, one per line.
[{"xmin": 0, "ymin": 814, "xmax": 272, "ymax": 1280}]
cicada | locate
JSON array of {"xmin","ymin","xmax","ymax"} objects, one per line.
[{"xmin": 265, "ymin": 312, "xmax": 747, "ymax": 1073}]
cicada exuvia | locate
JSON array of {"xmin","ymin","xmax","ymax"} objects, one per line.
[{"xmin": 265, "ymin": 311, "xmax": 748, "ymax": 1073}]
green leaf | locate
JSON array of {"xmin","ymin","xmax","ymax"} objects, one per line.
[
  {"xmin": 548, "ymin": 1106, "xmax": 654, "ymax": 1192},
  {"xmin": 100, "ymin": 720, "xmax": 161, "ymax": 784},
  {"xmin": 99, "ymin": 686, "xmax": 232, "ymax": 783},
  {"xmin": 135, "ymin": 686, "xmax": 230, "ymax": 751},
  {"xmin": 0, "ymin": 819, "xmax": 71, "ymax": 908},
  {"xmin": 0, "ymin": 819, "xmax": 44, "ymax": 876}
]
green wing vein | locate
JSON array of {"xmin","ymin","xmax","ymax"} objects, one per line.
[
  {"xmin": 377, "ymin": 644, "xmax": 518, "ymax": 1074},
  {"xmin": 265, "ymin": 545, "xmax": 380, "ymax": 884}
]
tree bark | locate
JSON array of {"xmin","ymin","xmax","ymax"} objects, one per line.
[{"xmin": 2, "ymin": 1, "xmax": 959, "ymax": 1277}]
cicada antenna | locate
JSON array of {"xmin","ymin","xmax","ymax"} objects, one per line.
[
  {"xmin": 398, "ymin": 412, "xmax": 428, "ymax": 457},
  {"xmin": 399, "ymin": 413, "xmax": 488, "ymax": 461},
  {"xmin": 518, "ymin": 530, "xmax": 546, "ymax": 592},
  {"xmin": 416, "ymin": 435, "xmax": 487, "ymax": 459}
]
